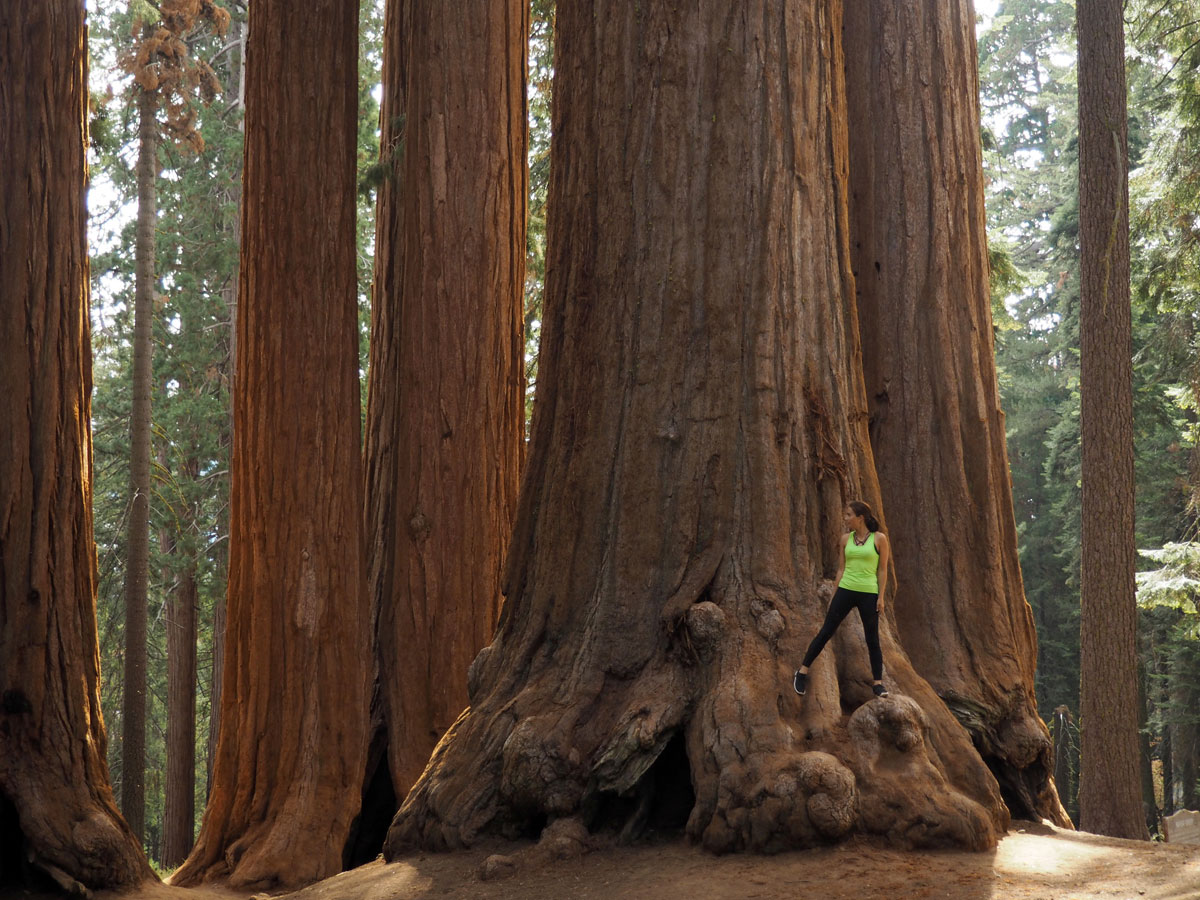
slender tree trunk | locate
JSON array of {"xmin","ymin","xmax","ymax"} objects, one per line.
[
  {"xmin": 842, "ymin": 0, "xmax": 1067, "ymax": 827},
  {"xmin": 364, "ymin": 0, "xmax": 528, "ymax": 807},
  {"xmin": 1169, "ymin": 641, "xmax": 1198, "ymax": 811},
  {"xmin": 0, "ymin": 0, "xmax": 152, "ymax": 890},
  {"xmin": 1138, "ymin": 652, "xmax": 1157, "ymax": 832},
  {"xmin": 171, "ymin": 0, "xmax": 370, "ymax": 889},
  {"xmin": 386, "ymin": 0, "xmax": 1007, "ymax": 856},
  {"xmin": 162, "ymin": 458, "xmax": 199, "ymax": 868},
  {"xmin": 1076, "ymin": 0, "xmax": 1149, "ymax": 841},
  {"xmin": 1162, "ymin": 728, "xmax": 1173, "ymax": 816},
  {"xmin": 1052, "ymin": 707, "xmax": 1073, "ymax": 816},
  {"xmin": 121, "ymin": 77, "xmax": 159, "ymax": 846}
]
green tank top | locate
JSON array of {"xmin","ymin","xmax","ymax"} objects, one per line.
[{"xmin": 839, "ymin": 531, "xmax": 879, "ymax": 593}]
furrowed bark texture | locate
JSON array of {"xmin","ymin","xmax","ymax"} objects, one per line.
[
  {"xmin": 162, "ymin": 506, "xmax": 198, "ymax": 868},
  {"xmin": 1076, "ymin": 0, "xmax": 1149, "ymax": 842},
  {"xmin": 0, "ymin": 0, "xmax": 152, "ymax": 891},
  {"xmin": 842, "ymin": 0, "xmax": 1067, "ymax": 826},
  {"xmin": 385, "ymin": 0, "xmax": 1007, "ymax": 856},
  {"xmin": 171, "ymin": 0, "xmax": 371, "ymax": 887},
  {"xmin": 364, "ymin": 0, "xmax": 527, "ymax": 802}
]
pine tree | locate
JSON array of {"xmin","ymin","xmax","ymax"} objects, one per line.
[{"xmin": 1077, "ymin": 0, "xmax": 1151, "ymax": 840}]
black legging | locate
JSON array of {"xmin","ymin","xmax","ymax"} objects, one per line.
[{"xmin": 801, "ymin": 587, "xmax": 883, "ymax": 681}]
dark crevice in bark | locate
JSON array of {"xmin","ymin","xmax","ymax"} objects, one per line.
[
  {"xmin": 584, "ymin": 731, "xmax": 695, "ymax": 843},
  {"xmin": 0, "ymin": 791, "xmax": 24, "ymax": 887},
  {"xmin": 0, "ymin": 793, "xmax": 53, "ymax": 894},
  {"xmin": 344, "ymin": 720, "xmax": 396, "ymax": 870},
  {"xmin": 978, "ymin": 750, "xmax": 1042, "ymax": 822},
  {"xmin": 943, "ymin": 693, "xmax": 1057, "ymax": 823}
]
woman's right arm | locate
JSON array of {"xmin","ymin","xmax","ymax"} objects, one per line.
[{"xmin": 834, "ymin": 534, "xmax": 847, "ymax": 585}]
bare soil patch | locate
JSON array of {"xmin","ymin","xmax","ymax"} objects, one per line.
[{"xmin": 16, "ymin": 822, "xmax": 1196, "ymax": 900}]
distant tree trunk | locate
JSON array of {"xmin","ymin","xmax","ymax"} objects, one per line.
[
  {"xmin": 121, "ymin": 74, "xmax": 159, "ymax": 847},
  {"xmin": 0, "ymin": 0, "xmax": 152, "ymax": 891},
  {"xmin": 842, "ymin": 0, "xmax": 1068, "ymax": 826},
  {"xmin": 1076, "ymin": 0, "xmax": 1149, "ymax": 841},
  {"xmin": 162, "ymin": 458, "xmax": 199, "ymax": 868},
  {"xmin": 171, "ymin": 0, "xmax": 370, "ymax": 889},
  {"xmin": 1052, "ymin": 707, "xmax": 1073, "ymax": 815},
  {"xmin": 1137, "ymin": 654, "xmax": 1157, "ymax": 832},
  {"xmin": 1161, "ymin": 729, "xmax": 1173, "ymax": 816},
  {"xmin": 1169, "ymin": 641, "xmax": 1198, "ymax": 811},
  {"xmin": 363, "ymin": 0, "xmax": 527, "ymax": 811},
  {"xmin": 386, "ymin": 0, "xmax": 1007, "ymax": 856}
]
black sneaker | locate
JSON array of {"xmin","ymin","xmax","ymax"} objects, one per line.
[
  {"xmin": 793, "ymin": 670, "xmax": 807, "ymax": 696},
  {"xmin": 872, "ymin": 683, "xmax": 889, "ymax": 698}
]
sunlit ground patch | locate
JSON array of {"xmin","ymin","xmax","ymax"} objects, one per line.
[{"xmin": 994, "ymin": 831, "xmax": 1111, "ymax": 878}]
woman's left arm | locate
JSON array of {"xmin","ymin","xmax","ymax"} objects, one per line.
[{"xmin": 876, "ymin": 532, "xmax": 891, "ymax": 611}]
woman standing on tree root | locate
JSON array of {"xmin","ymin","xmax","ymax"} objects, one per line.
[{"xmin": 793, "ymin": 500, "xmax": 891, "ymax": 698}]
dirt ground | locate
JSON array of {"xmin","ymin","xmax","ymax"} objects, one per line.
[{"xmin": 50, "ymin": 822, "xmax": 1192, "ymax": 900}]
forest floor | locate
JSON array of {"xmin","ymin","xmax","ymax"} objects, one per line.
[{"xmin": 65, "ymin": 821, "xmax": 1200, "ymax": 899}]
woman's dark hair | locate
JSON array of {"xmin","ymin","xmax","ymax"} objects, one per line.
[{"xmin": 849, "ymin": 500, "xmax": 880, "ymax": 533}]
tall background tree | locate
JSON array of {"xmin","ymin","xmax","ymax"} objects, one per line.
[
  {"xmin": 842, "ymin": 0, "xmax": 1066, "ymax": 824},
  {"xmin": 87, "ymin": 0, "xmax": 234, "ymax": 861},
  {"xmin": 361, "ymin": 0, "xmax": 528, "ymax": 832},
  {"xmin": 118, "ymin": 10, "xmax": 160, "ymax": 843},
  {"xmin": 170, "ymin": 0, "xmax": 371, "ymax": 887},
  {"xmin": 386, "ymin": 0, "xmax": 1009, "ymax": 855},
  {"xmin": 0, "ymin": 0, "xmax": 152, "ymax": 891},
  {"xmin": 1076, "ymin": 0, "xmax": 1151, "ymax": 840},
  {"xmin": 116, "ymin": 0, "xmax": 229, "ymax": 844}
]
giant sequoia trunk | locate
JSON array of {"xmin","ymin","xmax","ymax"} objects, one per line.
[
  {"xmin": 1076, "ymin": 0, "xmax": 1149, "ymax": 841},
  {"xmin": 171, "ymin": 0, "xmax": 370, "ymax": 888},
  {"xmin": 842, "ymin": 0, "xmax": 1067, "ymax": 826},
  {"xmin": 0, "ymin": 0, "xmax": 152, "ymax": 891},
  {"xmin": 386, "ymin": 0, "xmax": 1008, "ymax": 855},
  {"xmin": 363, "ymin": 0, "xmax": 527, "ymax": 808}
]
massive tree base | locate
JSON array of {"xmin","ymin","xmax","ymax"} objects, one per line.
[
  {"xmin": 0, "ymin": 785, "xmax": 149, "ymax": 896},
  {"xmin": 386, "ymin": 581, "xmax": 1006, "ymax": 858}
]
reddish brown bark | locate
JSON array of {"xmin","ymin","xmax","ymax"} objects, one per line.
[
  {"xmin": 364, "ymin": 0, "xmax": 527, "ymax": 803},
  {"xmin": 385, "ymin": 0, "xmax": 1007, "ymax": 857},
  {"xmin": 1076, "ymin": 0, "xmax": 1149, "ymax": 841},
  {"xmin": 0, "ymin": 0, "xmax": 152, "ymax": 891},
  {"xmin": 170, "ymin": 0, "xmax": 371, "ymax": 888},
  {"xmin": 162, "ymin": 494, "xmax": 199, "ymax": 868},
  {"xmin": 842, "ymin": 0, "xmax": 1068, "ymax": 826}
]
